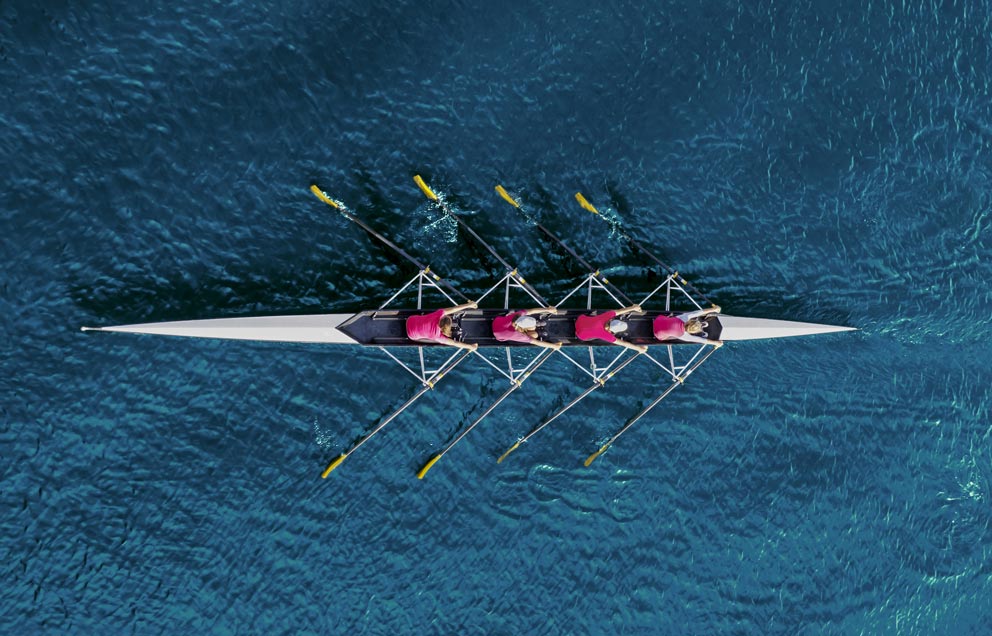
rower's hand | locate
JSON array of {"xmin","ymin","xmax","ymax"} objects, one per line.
[
  {"xmin": 636, "ymin": 345, "xmax": 649, "ymax": 354},
  {"xmin": 633, "ymin": 305, "xmax": 644, "ymax": 313},
  {"xmin": 469, "ymin": 343, "xmax": 479, "ymax": 351},
  {"xmin": 710, "ymin": 305, "xmax": 721, "ymax": 314},
  {"xmin": 545, "ymin": 307, "xmax": 559, "ymax": 314},
  {"xmin": 712, "ymin": 340, "xmax": 724, "ymax": 348},
  {"xmin": 551, "ymin": 342, "xmax": 563, "ymax": 350},
  {"xmin": 469, "ymin": 302, "xmax": 479, "ymax": 310}
]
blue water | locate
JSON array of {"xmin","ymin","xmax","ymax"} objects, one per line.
[{"xmin": 3, "ymin": 0, "xmax": 991, "ymax": 633}]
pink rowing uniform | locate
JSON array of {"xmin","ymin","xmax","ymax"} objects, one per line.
[
  {"xmin": 652, "ymin": 315, "xmax": 685, "ymax": 340},
  {"xmin": 574, "ymin": 310, "xmax": 617, "ymax": 343},
  {"xmin": 492, "ymin": 310, "xmax": 532, "ymax": 344},
  {"xmin": 406, "ymin": 309, "xmax": 447, "ymax": 344}
]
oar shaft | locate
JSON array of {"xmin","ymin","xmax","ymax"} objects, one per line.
[
  {"xmin": 603, "ymin": 381, "xmax": 681, "ymax": 447},
  {"xmin": 328, "ymin": 349, "xmax": 472, "ymax": 470},
  {"xmin": 497, "ymin": 186, "xmax": 633, "ymax": 305},
  {"xmin": 624, "ymin": 234, "xmax": 711, "ymax": 306},
  {"xmin": 445, "ymin": 383, "xmax": 520, "ymax": 452},
  {"xmin": 520, "ymin": 352, "xmax": 641, "ymax": 444},
  {"xmin": 535, "ymin": 221, "xmax": 632, "ymax": 305},
  {"xmin": 577, "ymin": 191, "xmax": 711, "ymax": 306},
  {"xmin": 591, "ymin": 344, "xmax": 720, "ymax": 461},
  {"xmin": 498, "ymin": 353, "xmax": 638, "ymax": 464},
  {"xmin": 348, "ymin": 383, "xmax": 432, "ymax": 454},
  {"xmin": 528, "ymin": 384, "xmax": 598, "ymax": 432},
  {"xmin": 311, "ymin": 185, "xmax": 468, "ymax": 303},
  {"xmin": 445, "ymin": 349, "xmax": 554, "ymax": 452},
  {"xmin": 414, "ymin": 177, "xmax": 548, "ymax": 306},
  {"xmin": 322, "ymin": 382, "xmax": 432, "ymax": 478},
  {"xmin": 418, "ymin": 349, "xmax": 555, "ymax": 478},
  {"xmin": 583, "ymin": 381, "xmax": 680, "ymax": 469}
]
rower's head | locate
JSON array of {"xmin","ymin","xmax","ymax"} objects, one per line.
[
  {"xmin": 440, "ymin": 316, "xmax": 453, "ymax": 337},
  {"xmin": 513, "ymin": 315, "xmax": 537, "ymax": 332},
  {"xmin": 685, "ymin": 318, "xmax": 706, "ymax": 335},
  {"xmin": 607, "ymin": 319, "xmax": 628, "ymax": 334}
]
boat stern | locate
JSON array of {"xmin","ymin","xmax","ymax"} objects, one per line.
[{"xmin": 716, "ymin": 315, "xmax": 857, "ymax": 341}]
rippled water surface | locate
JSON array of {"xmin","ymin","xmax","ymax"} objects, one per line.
[{"xmin": 2, "ymin": 1, "xmax": 991, "ymax": 634}]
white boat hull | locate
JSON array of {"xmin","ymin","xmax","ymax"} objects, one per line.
[
  {"xmin": 82, "ymin": 313, "xmax": 854, "ymax": 344},
  {"xmin": 717, "ymin": 315, "xmax": 856, "ymax": 341}
]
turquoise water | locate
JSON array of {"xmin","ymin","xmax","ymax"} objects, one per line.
[{"xmin": 2, "ymin": 1, "xmax": 991, "ymax": 633}]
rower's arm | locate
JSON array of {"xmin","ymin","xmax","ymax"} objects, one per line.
[
  {"xmin": 440, "ymin": 336, "xmax": 478, "ymax": 351},
  {"xmin": 443, "ymin": 302, "xmax": 478, "ymax": 316},
  {"xmin": 680, "ymin": 333, "xmax": 722, "ymax": 346},
  {"xmin": 524, "ymin": 307, "xmax": 558, "ymax": 316},
  {"xmin": 614, "ymin": 304, "xmax": 643, "ymax": 317}
]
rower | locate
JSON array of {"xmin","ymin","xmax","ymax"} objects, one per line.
[
  {"xmin": 492, "ymin": 307, "xmax": 562, "ymax": 350},
  {"xmin": 653, "ymin": 305, "xmax": 723, "ymax": 346},
  {"xmin": 574, "ymin": 304, "xmax": 648, "ymax": 354},
  {"xmin": 406, "ymin": 301, "xmax": 479, "ymax": 351}
]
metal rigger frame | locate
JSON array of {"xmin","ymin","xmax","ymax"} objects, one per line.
[{"xmin": 310, "ymin": 178, "xmax": 721, "ymax": 478}]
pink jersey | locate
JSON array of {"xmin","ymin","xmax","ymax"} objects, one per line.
[
  {"xmin": 575, "ymin": 310, "xmax": 617, "ymax": 343},
  {"xmin": 406, "ymin": 309, "xmax": 447, "ymax": 343},
  {"xmin": 653, "ymin": 315, "xmax": 685, "ymax": 340},
  {"xmin": 492, "ymin": 310, "xmax": 532, "ymax": 344}
]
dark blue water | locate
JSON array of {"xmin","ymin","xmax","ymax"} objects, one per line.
[{"xmin": 3, "ymin": 1, "xmax": 991, "ymax": 633}]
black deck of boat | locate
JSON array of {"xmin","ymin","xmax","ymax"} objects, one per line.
[{"xmin": 337, "ymin": 309, "xmax": 722, "ymax": 347}]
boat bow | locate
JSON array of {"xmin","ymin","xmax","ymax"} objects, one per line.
[{"xmin": 716, "ymin": 315, "xmax": 857, "ymax": 341}]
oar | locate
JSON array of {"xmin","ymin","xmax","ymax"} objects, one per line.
[
  {"xmin": 575, "ymin": 192, "xmax": 713, "ymax": 307},
  {"xmin": 494, "ymin": 184, "xmax": 634, "ymax": 306},
  {"xmin": 583, "ymin": 344, "xmax": 720, "ymax": 466},
  {"xmin": 321, "ymin": 349, "xmax": 472, "ymax": 477},
  {"xmin": 310, "ymin": 184, "xmax": 469, "ymax": 303},
  {"xmin": 414, "ymin": 176, "xmax": 549, "ymax": 306},
  {"xmin": 496, "ymin": 351, "xmax": 642, "ymax": 463},
  {"xmin": 417, "ymin": 348, "xmax": 555, "ymax": 478}
]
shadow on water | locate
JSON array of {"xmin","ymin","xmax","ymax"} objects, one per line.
[
  {"xmin": 71, "ymin": 169, "xmax": 512, "ymax": 324},
  {"xmin": 68, "ymin": 262, "xmax": 396, "ymax": 325},
  {"xmin": 704, "ymin": 290, "xmax": 856, "ymax": 326},
  {"xmin": 604, "ymin": 181, "xmax": 635, "ymax": 219},
  {"xmin": 511, "ymin": 183, "xmax": 608, "ymax": 283},
  {"xmin": 353, "ymin": 167, "xmax": 502, "ymax": 277},
  {"xmin": 896, "ymin": 493, "xmax": 992, "ymax": 579},
  {"xmin": 520, "ymin": 183, "xmax": 857, "ymax": 326},
  {"xmin": 311, "ymin": 168, "xmax": 431, "ymax": 275},
  {"xmin": 72, "ymin": 170, "xmax": 856, "ymax": 330}
]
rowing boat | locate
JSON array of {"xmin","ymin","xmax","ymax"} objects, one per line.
[
  {"xmin": 79, "ymin": 310, "xmax": 851, "ymax": 344},
  {"xmin": 82, "ymin": 177, "xmax": 855, "ymax": 477}
]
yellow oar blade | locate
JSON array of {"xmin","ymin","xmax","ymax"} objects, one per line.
[
  {"xmin": 574, "ymin": 192, "xmax": 600, "ymax": 215},
  {"xmin": 321, "ymin": 453, "xmax": 347, "ymax": 478},
  {"xmin": 496, "ymin": 441, "xmax": 521, "ymax": 464},
  {"xmin": 416, "ymin": 453, "xmax": 442, "ymax": 479},
  {"xmin": 584, "ymin": 444, "xmax": 610, "ymax": 467},
  {"xmin": 310, "ymin": 184, "xmax": 340, "ymax": 209},
  {"xmin": 413, "ymin": 175, "xmax": 439, "ymax": 201},
  {"xmin": 495, "ymin": 184, "xmax": 521, "ymax": 208}
]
